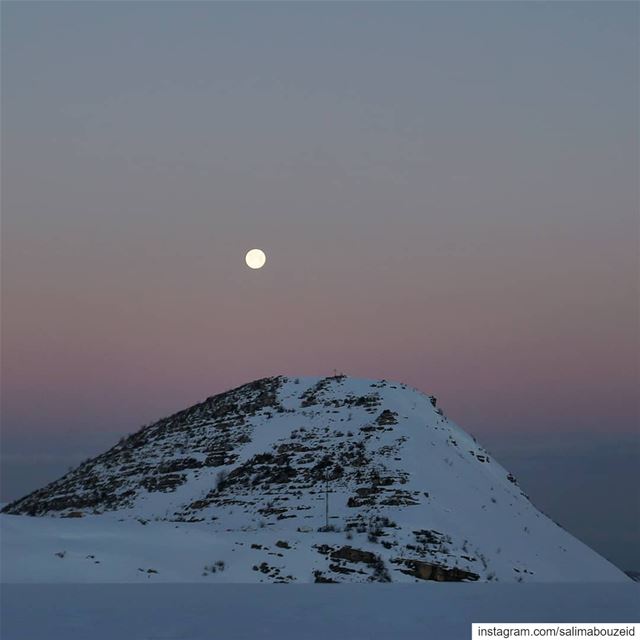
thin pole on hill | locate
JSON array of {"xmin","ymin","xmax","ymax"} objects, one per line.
[{"xmin": 325, "ymin": 472, "xmax": 329, "ymax": 530}]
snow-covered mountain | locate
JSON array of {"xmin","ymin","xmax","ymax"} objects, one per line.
[{"xmin": 1, "ymin": 375, "xmax": 629, "ymax": 583}]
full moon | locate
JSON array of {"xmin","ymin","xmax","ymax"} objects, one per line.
[{"xmin": 245, "ymin": 248, "xmax": 266, "ymax": 269}]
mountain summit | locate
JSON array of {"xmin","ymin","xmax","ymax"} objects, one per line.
[{"xmin": 2, "ymin": 375, "xmax": 628, "ymax": 583}]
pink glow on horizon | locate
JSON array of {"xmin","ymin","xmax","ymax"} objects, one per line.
[{"xmin": 2, "ymin": 1, "xmax": 637, "ymax": 444}]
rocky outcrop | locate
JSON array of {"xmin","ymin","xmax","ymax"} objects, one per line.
[{"xmin": 394, "ymin": 558, "xmax": 480, "ymax": 582}]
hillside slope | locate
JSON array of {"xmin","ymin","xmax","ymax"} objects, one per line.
[{"xmin": 1, "ymin": 375, "xmax": 629, "ymax": 583}]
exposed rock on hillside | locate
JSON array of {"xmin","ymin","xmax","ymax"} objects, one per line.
[{"xmin": 2, "ymin": 375, "xmax": 630, "ymax": 583}]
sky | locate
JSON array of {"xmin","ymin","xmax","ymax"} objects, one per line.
[{"xmin": 1, "ymin": 2, "xmax": 638, "ymax": 570}]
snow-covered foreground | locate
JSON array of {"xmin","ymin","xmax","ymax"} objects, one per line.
[
  {"xmin": 2, "ymin": 513, "xmax": 334, "ymax": 583},
  {"xmin": 2, "ymin": 583, "xmax": 638, "ymax": 640},
  {"xmin": 1, "ymin": 513, "xmax": 627, "ymax": 584},
  {"xmin": 3, "ymin": 511, "xmax": 636, "ymax": 638}
]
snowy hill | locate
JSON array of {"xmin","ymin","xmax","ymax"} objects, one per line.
[{"xmin": 1, "ymin": 375, "xmax": 629, "ymax": 583}]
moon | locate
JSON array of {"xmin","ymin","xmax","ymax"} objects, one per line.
[{"xmin": 245, "ymin": 248, "xmax": 266, "ymax": 269}]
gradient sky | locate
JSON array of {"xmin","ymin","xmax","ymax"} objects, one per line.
[{"xmin": 1, "ymin": 2, "xmax": 638, "ymax": 569}]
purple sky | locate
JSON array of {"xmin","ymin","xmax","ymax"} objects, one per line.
[{"xmin": 1, "ymin": 2, "xmax": 638, "ymax": 569}]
